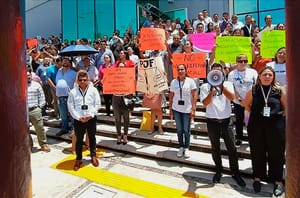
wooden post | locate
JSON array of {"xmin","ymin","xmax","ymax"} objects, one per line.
[
  {"xmin": 286, "ymin": 0, "xmax": 300, "ymax": 197},
  {"xmin": 0, "ymin": 0, "xmax": 31, "ymax": 197}
]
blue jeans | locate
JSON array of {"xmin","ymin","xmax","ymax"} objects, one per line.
[
  {"xmin": 58, "ymin": 96, "xmax": 72, "ymax": 131},
  {"xmin": 173, "ymin": 109, "xmax": 191, "ymax": 148}
]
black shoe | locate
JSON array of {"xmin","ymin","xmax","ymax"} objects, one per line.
[
  {"xmin": 212, "ymin": 173, "xmax": 222, "ymax": 183},
  {"xmin": 235, "ymin": 139, "xmax": 242, "ymax": 146},
  {"xmin": 232, "ymin": 174, "xmax": 246, "ymax": 187},
  {"xmin": 56, "ymin": 130, "xmax": 68, "ymax": 136},
  {"xmin": 253, "ymin": 180, "xmax": 261, "ymax": 193},
  {"xmin": 273, "ymin": 184, "xmax": 284, "ymax": 197}
]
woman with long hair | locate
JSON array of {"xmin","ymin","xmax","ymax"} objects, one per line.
[{"xmin": 244, "ymin": 66, "xmax": 286, "ymax": 196}]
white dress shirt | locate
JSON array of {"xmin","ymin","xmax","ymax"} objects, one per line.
[{"xmin": 67, "ymin": 83, "xmax": 101, "ymax": 121}]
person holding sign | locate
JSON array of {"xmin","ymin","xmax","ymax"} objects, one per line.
[
  {"xmin": 169, "ymin": 64, "xmax": 197, "ymax": 158},
  {"xmin": 228, "ymin": 54, "xmax": 258, "ymax": 146},
  {"xmin": 244, "ymin": 66, "xmax": 286, "ymax": 196},
  {"xmin": 266, "ymin": 47, "xmax": 287, "ymax": 87},
  {"xmin": 112, "ymin": 51, "xmax": 135, "ymax": 145},
  {"xmin": 98, "ymin": 54, "xmax": 114, "ymax": 116}
]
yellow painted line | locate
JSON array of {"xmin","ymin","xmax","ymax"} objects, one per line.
[{"xmin": 51, "ymin": 150, "xmax": 209, "ymax": 198}]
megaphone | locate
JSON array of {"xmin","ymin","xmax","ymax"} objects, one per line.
[{"xmin": 207, "ymin": 69, "xmax": 225, "ymax": 87}]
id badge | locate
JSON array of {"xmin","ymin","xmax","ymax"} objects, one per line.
[{"xmin": 263, "ymin": 106, "xmax": 271, "ymax": 117}]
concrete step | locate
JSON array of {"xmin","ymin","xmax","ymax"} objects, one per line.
[
  {"xmin": 43, "ymin": 114, "xmax": 251, "ymax": 158},
  {"xmin": 45, "ymin": 108, "xmax": 248, "ymax": 141},
  {"xmin": 31, "ymin": 126, "xmax": 253, "ymax": 178}
]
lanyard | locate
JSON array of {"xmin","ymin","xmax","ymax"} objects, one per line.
[
  {"xmin": 79, "ymin": 86, "xmax": 89, "ymax": 105},
  {"xmin": 260, "ymin": 85, "xmax": 271, "ymax": 107},
  {"xmin": 178, "ymin": 78, "xmax": 185, "ymax": 99}
]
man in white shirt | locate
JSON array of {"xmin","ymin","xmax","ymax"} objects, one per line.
[
  {"xmin": 200, "ymin": 63, "xmax": 246, "ymax": 187},
  {"xmin": 67, "ymin": 70, "xmax": 101, "ymax": 171}
]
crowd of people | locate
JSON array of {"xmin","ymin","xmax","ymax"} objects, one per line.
[{"xmin": 26, "ymin": 9, "xmax": 286, "ymax": 197}]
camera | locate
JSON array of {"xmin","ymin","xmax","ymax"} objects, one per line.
[
  {"xmin": 178, "ymin": 100, "xmax": 185, "ymax": 105},
  {"xmin": 81, "ymin": 105, "xmax": 88, "ymax": 110}
]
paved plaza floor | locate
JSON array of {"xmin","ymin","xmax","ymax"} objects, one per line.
[{"xmin": 31, "ymin": 134, "xmax": 277, "ymax": 198}]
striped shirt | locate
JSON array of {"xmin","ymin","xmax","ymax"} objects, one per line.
[{"xmin": 27, "ymin": 81, "xmax": 45, "ymax": 108}]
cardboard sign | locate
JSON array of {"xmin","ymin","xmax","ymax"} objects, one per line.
[
  {"xmin": 136, "ymin": 57, "xmax": 168, "ymax": 94},
  {"xmin": 172, "ymin": 52, "xmax": 207, "ymax": 78},
  {"xmin": 140, "ymin": 28, "xmax": 166, "ymax": 51},
  {"xmin": 260, "ymin": 30, "xmax": 286, "ymax": 58},
  {"xmin": 103, "ymin": 67, "xmax": 136, "ymax": 94},
  {"xmin": 27, "ymin": 38, "xmax": 38, "ymax": 49},
  {"xmin": 215, "ymin": 36, "xmax": 252, "ymax": 63},
  {"xmin": 189, "ymin": 32, "xmax": 216, "ymax": 52}
]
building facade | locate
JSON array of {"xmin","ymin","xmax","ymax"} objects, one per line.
[{"xmin": 25, "ymin": 0, "xmax": 285, "ymax": 41}]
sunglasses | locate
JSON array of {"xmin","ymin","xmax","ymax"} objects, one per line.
[
  {"xmin": 238, "ymin": 60, "xmax": 248, "ymax": 63},
  {"xmin": 178, "ymin": 68, "xmax": 185, "ymax": 71},
  {"xmin": 78, "ymin": 79, "xmax": 87, "ymax": 82}
]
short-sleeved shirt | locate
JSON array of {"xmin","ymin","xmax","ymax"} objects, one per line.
[
  {"xmin": 228, "ymin": 67, "xmax": 258, "ymax": 104},
  {"xmin": 267, "ymin": 61, "xmax": 286, "ymax": 87},
  {"xmin": 170, "ymin": 77, "xmax": 197, "ymax": 113},
  {"xmin": 46, "ymin": 65, "xmax": 59, "ymax": 85},
  {"xmin": 55, "ymin": 68, "xmax": 77, "ymax": 97},
  {"xmin": 200, "ymin": 81, "xmax": 234, "ymax": 119}
]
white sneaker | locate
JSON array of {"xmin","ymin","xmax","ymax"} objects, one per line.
[
  {"xmin": 177, "ymin": 147, "xmax": 184, "ymax": 157},
  {"xmin": 184, "ymin": 148, "xmax": 190, "ymax": 158}
]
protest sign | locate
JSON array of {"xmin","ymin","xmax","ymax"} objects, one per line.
[
  {"xmin": 260, "ymin": 30, "xmax": 286, "ymax": 58},
  {"xmin": 189, "ymin": 32, "xmax": 216, "ymax": 52},
  {"xmin": 215, "ymin": 36, "xmax": 252, "ymax": 63},
  {"xmin": 136, "ymin": 57, "xmax": 168, "ymax": 94},
  {"xmin": 27, "ymin": 38, "xmax": 38, "ymax": 49},
  {"xmin": 172, "ymin": 52, "xmax": 207, "ymax": 78},
  {"xmin": 103, "ymin": 67, "xmax": 136, "ymax": 94},
  {"xmin": 140, "ymin": 28, "xmax": 166, "ymax": 51}
]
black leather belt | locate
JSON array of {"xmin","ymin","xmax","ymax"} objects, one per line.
[
  {"xmin": 29, "ymin": 106, "xmax": 38, "ymax": 111},
  {"xmin": 207, "ymin": 118, "xmax": 230, "ymax": 123}
]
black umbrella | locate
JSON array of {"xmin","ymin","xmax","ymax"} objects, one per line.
[{"xmin": 58, "ymin": 44, "xmax": 98, "ymax": 56}]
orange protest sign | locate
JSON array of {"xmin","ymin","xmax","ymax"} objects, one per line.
[
  {"xmin": 140, "ymin": 28, "xmax": 166, "ymax": 51},
  {"xmin": 172, "ymin": 52, "xmax": 207, "ymax": 78},
  {"xmin": 103, "ymin": 67, "xmax": 136, "ymax": 94},
  {"xmin": 27, "ymin": 38, "xmax": 38, "ymax": 49}
]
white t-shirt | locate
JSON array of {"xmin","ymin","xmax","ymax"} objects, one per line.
[
  {"xmin": 267, "ymin": 61, "xmax": 286, "ymax": 87},
  {"xmin": 200, "ymin": 81, "xmax": 234, "ymax": 119},
  {"xmin": 227, "ymin": 67, "xmax": 258, "ymax": 104},
  {"xmin": 170, "ymin": 77, "xmax": 197, "ymax": 113}
]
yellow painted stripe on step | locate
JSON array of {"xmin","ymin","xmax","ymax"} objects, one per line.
[{"xmin": 51, "ymin": 151, "xmax": 209, "ymax": 198}]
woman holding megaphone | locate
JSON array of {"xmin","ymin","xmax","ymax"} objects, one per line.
[{"xmin": 200, "ymin": 63, "xmax": 246, "ymax": 187}]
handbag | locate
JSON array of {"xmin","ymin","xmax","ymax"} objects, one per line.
[
  {"xmin": 122, "ymin": 95, "xmax": 135, "ymax": 111},
  {"xmin": 142, "ymin": 93, "xmax": 162, "ymax": 110}
]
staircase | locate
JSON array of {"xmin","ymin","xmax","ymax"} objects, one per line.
[{"xmin": 36, "ymin": 98, "xmax": 254, "ymax": 178}]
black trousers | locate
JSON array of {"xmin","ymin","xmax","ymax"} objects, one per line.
[
  {"xmin": 103, "ymin": 94, "xmax": 113, "ymax": 115},
  {"xmin": 74, "ymin": 116, "xmax": 97, "ymax": 160},
  {"xmin": 247, "ymin": 115, "xmax": 285, "ymax": 182},
  {"xmin": 207, "ymin": 118, "xmax": 240, "ymax": 175},
  {"xmin": 233, "ymin": 103, "xmax": 245, "ymax": 140},
  {"xmin": 112, "ymin": 95, "xmax": 129, "ymax": 136}
]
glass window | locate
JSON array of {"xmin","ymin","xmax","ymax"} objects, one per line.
[
  {"xmin": 259, "ymin": 0, "xmax": 284, "ymax": 11},
  {"xmin": 62, "ymin": 0, "xmax": 77, "ymax": 41},
  {"xmin": 234, "ymin": 0, "xmax": 257, "ymax": 14},
  {"xmin": 115, "ymin": 0, "xmax": 137, "ymax": 36},
  {"xmin": 77, "ymin": 0, "xmax": 95, "ymax": 41},
  {"xmin": 95, "ymin": 0, "xmax": 114, "ymax": 39},
  {"xmin": 237, "ymin": 13, "xmax": 258, "ymax": 26},
  {"xmin": 259, "ymin": 10, "xmax": 285, "ymax": 29}
]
